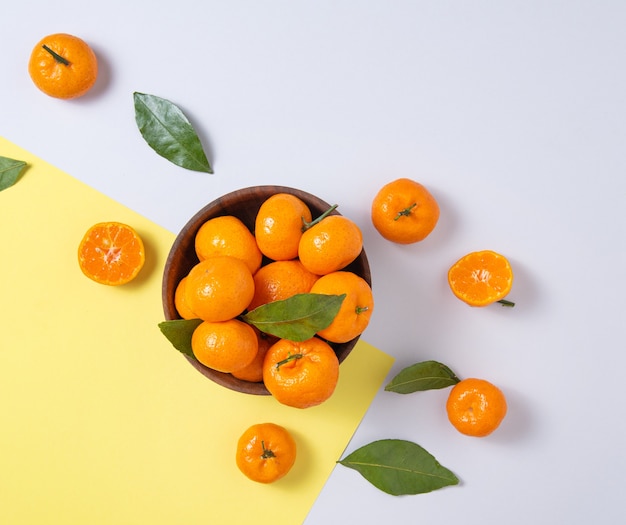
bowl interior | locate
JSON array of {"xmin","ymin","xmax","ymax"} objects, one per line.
[{"xmin": 162, "ymin": 185, "xmax": 371, "ymax": 395}]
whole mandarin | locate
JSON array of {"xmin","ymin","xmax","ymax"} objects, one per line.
[
  {"xmin": 191, "ymin": 319, "xmax": 258, "ymax": 373},
  {"xmin": 28, "ymin": 33, "xmax": 98, "ymax": 99},
  {"xmin": 371, "ymin": 178, "xmax": 440, "ymax": 244},
  {"xmin": 298, "ymin": 214, "xmax": 363, "ymax": 275},
  {"xmin": 184, "ymin": 256, "xmax": 255, "ymax": 322},
  {"xmin": 255, "ymin": 193, "xmax": 313, "ymax": 261},
  {"xmin": 310, "ymin": 271, "xmax": 373, "ymax": 343},
  {"xmin": 194, "ymin": 215, "xmax": 262, "ymax": 274},
  {"xmin": 263, "ymin": 337, "xmax": 339, "ymax": 409}
]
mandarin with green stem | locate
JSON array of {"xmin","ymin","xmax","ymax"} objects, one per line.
[
  {"xmin": 298, "ymin": 205, "xmax": 363, "ymax": 275},
  {"xmin": 263, "ymin": 337, "xmax": 339, "ymax": 408},
  {"xmin": 371, "ymin": 178, "xmax": 440, "ymax": 244}
]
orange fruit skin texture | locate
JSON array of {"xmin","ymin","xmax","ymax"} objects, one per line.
[
  {"xmin": 255, "ymin": 193, "xmax": 313, "ymax": 261},
  {"xmin": 310, "ymin": 271, "xmax": 374, "ymax": 343},
  {"xmin": 28, "ymin": 33, "xmax": 98, "ymax": 99},
  {"xmin": 263, "ymin": 337, "xmax": 339, "ymax": 409},
  {"xmin": 232, "ymin": 330, "xmax": 278, "ymax": 383},
  {"xmin": 191, "ymin": 319, "xmax": 258, "ymax": 374},
  {"xmin": 77, "ymin": 222, "xmax": 145, "ymax": 286},
  {"xmin": 371, "ymin": 178, "xmax": 440, "ymax": 244},
  {"xmin": 174, "ymin": 277, "xmax": 197, "ymax": 320},
  {"xmin": 184, "ymin": 256, "xmax": 255, "ymax": 322},
  {"xmin": 194, "ymin": 215, "xmax": 263, "ymax": 274},
  {"xmin": 247, "ymin": 259, "xmax": 319, "ymax": 311},
  {"xmin": 448, "ymin": 250, "xmax": 514, "ymax": 307},
  {"xmin": 236, "ymin": 423, "xmax": 297, "ymax": 484},
  {"xmin": 298, "ymin": 215, "xmax": 363, "ymax": 275},
  {"xmin": 446, "ymin": 378, "xmax": 508, "ymax": 437}
]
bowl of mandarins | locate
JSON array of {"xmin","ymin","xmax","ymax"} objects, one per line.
[{"xmin": 162, "ymin": 185, "xmax": 373, "ymax": 402}]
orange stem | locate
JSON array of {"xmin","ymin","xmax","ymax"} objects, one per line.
[
  {"xmin": 42, "ymin": 44, "xmax": 70, "ymax": 66},
  {"xmin": 394, "ymin": 202, "xmax": 417, "ymax": 221},
  {"xmin": 301, "ymin": 204, "xmax": 338, "ymax": 232}
]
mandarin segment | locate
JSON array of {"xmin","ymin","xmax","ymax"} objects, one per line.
[
  {"xmin": 184, "ymin": 256, "xmax": 255, "ymax": 322},
  {"xmin": 77, "ymin": 222, "xmax": 145, "ymax": 286},
  {"xmin": 448, "ymin": 250, "xmax": 514, "ymax": 306},
  {"xmin": 255, "ymin": 193, "xmax": 313, "ymax": 261},
  {"xmin": 263, "ymin": 337, "xmax": 339, "ymax": 408},
  {"xmin": 236, "ymin": 423, "xmax": 297, "ymax": 483},
  {"xmin": 194, "ymin": 215, "xmax": 262, "ymax": 274},
  {"xmin": 446, "ymin": 378, "xmax": 508, "ymax": 437},
  {"xmin": 371, "ymin": 178, "xmax": 440, "ymax": 244},
  {"xmin": 28, "ymin": 33, "xmax": 98, "ymax": 99}
]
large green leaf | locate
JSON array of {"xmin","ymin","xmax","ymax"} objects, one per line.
[
  {"xmin": 338, "ymin": 439, "xmax": 459, "ymax": 495},
  {"xmin": 0, "ymin": 156, "xmax": 27, "ymax": 192},
  {"xmin": 133, "ymin": 92, "xmax": 212, "ymax": 173},
  {"xmin": 385, "ymin": 360, "xmax": 460, "ymax": 394},
  {"xmin": 242, "ymin": 293, "xmax": 345, "ymax": 342}
]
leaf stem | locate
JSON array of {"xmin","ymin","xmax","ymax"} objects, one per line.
[
  {"xmin": 497, "ymin": 299, "xmax": 515, "ymax": 307},
  {"xmin": 302, "ymin": 204, "xmax": 339, "ymax": 232},
  {"xmin": 394, "ymin": 202, "xmax": 417, "ymax": 221},
  {"xmin": 42, "ymin": 44, "xmax": 70, "ymax": 66},
  {"xmin": 275, "ymin": 352, "xmax": 304, "ymax": 369},
  {"xmin": 261, "ymin": 440, "xmax": 276, "ymax": 459}
]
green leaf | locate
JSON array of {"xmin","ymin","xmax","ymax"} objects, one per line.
[
  {"xmin": 133, "ymin": 92, "xmax": 213, "ymax": 173},
  {"xmin": 338, "ymin": 439, "xmax": 459, "ymax": 495},
  {"xmin": 385, "ymin": 360, "xmax": 460, "ymax": 394},
  {"xmin": 0, "ymin": 156, "xmax": 27, "ymax": 192},
  {"xmin": 242, "ymin": 293, "xmax": 346, "ymax": 342},
  {"xmin": 158, "ymin": 318, "xmax": 203, "ymax": 358}
]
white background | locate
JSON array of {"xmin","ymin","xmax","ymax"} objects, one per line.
[{"xmin": 3, "ymin": 2, "xmax": 625, "ymax": 523}]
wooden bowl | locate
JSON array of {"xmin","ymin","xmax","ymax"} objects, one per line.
[{"xmin": 162, "ymin": 185, "xmax": 371, "ymax": 395}]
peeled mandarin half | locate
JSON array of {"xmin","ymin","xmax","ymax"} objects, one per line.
[
  {"xmin": 77, "ymin": 222, "xmax": 145, "ymax": 286},
  {"xmin": 448, "ymin": 250, "xmax": 514, "ymax": 307}
]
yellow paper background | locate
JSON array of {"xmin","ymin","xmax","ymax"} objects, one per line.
[{"xmin": 0, "ymin": 137, "xmax": 393, "ymax": 524}]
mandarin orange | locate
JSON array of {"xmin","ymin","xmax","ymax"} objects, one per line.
[
  {"xmin": 194, "ymin": 215, "xmax": 262, "ymax": 274},
  {"xmin": 371, "ymin": 178, "xmax": 440, "ymax": 244},
  {"xmin": 184, "ymin": 256, "xmax": 255, "ymax": 322},
  {"xmin": 298, "ymin": 214, "xmax": 363, "ymax": 275},
  {"xmin": 310, "ymin": 271, "xmax": 373, "ymax": 343},
  {"xmin": 236, "ymin": 423, "xmax": 297, "ymax": 483},
  {"xmin": 28, "ymin": 33, "xmax": 98, "ymax": 99},
  {"xmin": 446, "ymin": 378, "xmax": 508, "ymax": 437},
  {"xmin": 232, "ymin": 329, "xmax": 278, "ymax": 383},
  {"xmin": 255, "ymin": 193, "xmax": 313, "ymax": 261},
  {"xmin": 191, "ymin": 318, "xmax": 258, "ymax": 373},
  {"xmin": 263, "ymin": 337, "xmax": 339, "ymax": 408},
  {"xmin": 174, "ymin": 277, "xmax": 197, "ymax": 319},
  {"xmin": 247, "ymin": 259, "xmax": 319, "ymax": 311}
]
